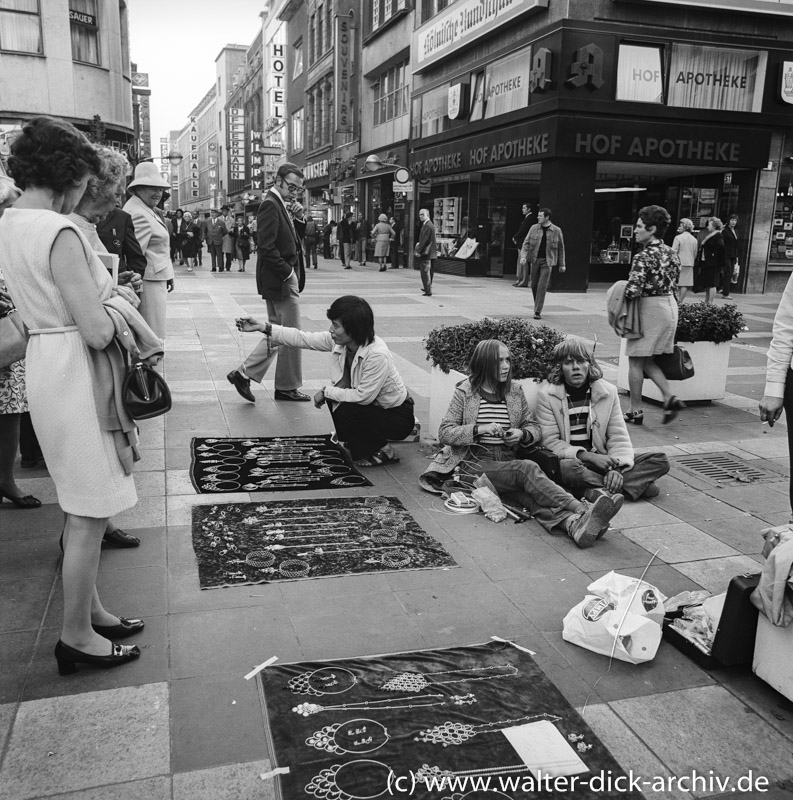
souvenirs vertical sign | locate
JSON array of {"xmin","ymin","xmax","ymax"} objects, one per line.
[
  {"xmin": 227, "ymin": 108, "xmax": 247, "ymax": 195},
  {"xmin": 335, "ymin": 16, "xmax": 353, "ymax": 133}
]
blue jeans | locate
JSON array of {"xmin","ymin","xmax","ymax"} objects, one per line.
[{"xmin": 558, "ymin": 452, "xmax": 670, "ymax": 501}]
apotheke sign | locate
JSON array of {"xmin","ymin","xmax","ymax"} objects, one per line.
[{"xmin": 414, "ymin": 0, "xmax": 547, "ymax": 71}]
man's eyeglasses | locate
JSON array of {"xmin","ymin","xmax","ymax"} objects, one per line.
[{"xmin": 281, "ymin": 179, "xmax": 304, "ymax": 194}]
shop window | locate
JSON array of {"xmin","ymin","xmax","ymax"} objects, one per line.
[
  {"xmin": 372, "ymin": 0, "xmax": 409, "ymax": 32},
  {"xmin": 293, "ymin": 40, "xmax": 303, "ymax": 78},
  {"xmin": 616, "ymin": 43, "xmax": 664, "ymax": 104},
  {"xmin": 70, "ymin": 0, "xmax": 100, "ymax": 65},
  {"xmin": 771, "ymin": 164, "xmax": 793, "ymax": 263},
  {"xmin": 316, "ymin": 6, "xmax": 323, "ymax": 58},
  {"xmin": 0, "ymin": 0, "xmax": 42, "ymax": 54},
  {"xmin": 308, "ymin": 13, "xmax": 315, "ymax": 66},
  {"xmin": 291, "ymin": 107, "xmax": 304, "ymax": 153},
  {"xmin": 324, "ymin": 1, "xmax": 332, "ymax": 50},
  {"xmin": 372, "ymin": 60, "xmax": 408, "ymax": 126}
]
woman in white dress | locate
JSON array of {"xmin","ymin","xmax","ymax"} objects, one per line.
[
  {"xmin": 0, "ymin": 117, "xmax": 159, "ymax": 675},
  {"xmin": 671, "ymin": 218, "xmax": 697, "ymax": 303}
]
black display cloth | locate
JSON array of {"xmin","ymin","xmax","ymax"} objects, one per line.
[
  {"xmin": 189, "ymin": 435, "xmax": 372, "ymax": 493},
  {"xmin": 257, "ymin": 641, "xmax": 642, "ymax": 800},
  {"xmin": 191, "ymin": 496, "xmax": 457, "ymax": 589}
]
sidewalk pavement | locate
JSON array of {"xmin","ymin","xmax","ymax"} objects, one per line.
[{"xmin": 1, "ymin": 255, "xmax": 792, "ymax": 800}]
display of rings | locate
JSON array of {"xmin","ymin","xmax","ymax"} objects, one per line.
[
  {"xmin": 381, "ymin": 550, "xmax": 411, "ymax": 569},
  {"xmin": 279, "ymin": 559, "xmax": 310, "ymax": 578},
  {"xmin": 246, "ymin": 550, "xmax": 276, "ymax": 568}
]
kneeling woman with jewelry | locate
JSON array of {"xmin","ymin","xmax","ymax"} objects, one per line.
[
  {"xmin": 236, "ymin": 295, "xmax": 414, "ymax": 467},
  {"xmin": 419, "ymin": 340, "xmax": 623, "ymax": 548},
  {"xmin": 536, "ymin": 336, "xmax": 670, "ymax": 501}
]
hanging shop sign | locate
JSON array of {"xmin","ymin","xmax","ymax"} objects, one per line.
[
  {"xmin": 227, "ymin": 108, "xmax": 247, "ymax": 193},
  {"xmin": 668, "ymin": 44, "xmax": 768, "ymax": 113},
  {"xmin": 69, "ymin": 8, "xmax": 96, "ymax": 26},
  {"xmin": 448, "ymin": 82, "xmax": 468, "ymax": 120},
  {"xmin": 305, "ymin": 160, "xmax": 329, "ymax": 181},
  {"xmin": 270, "ymin": 43, "xmax": 286, "ymax": 122},
  {"xmin": 615, "ymin": 44, "xmax": 664, "ymax": 103},
  {"xmin": 483, "ymin": 44, "xmax": 531, "ymax": 119},
  {"xmin": 335, "ymin": 17, "xmax": 353, "ymax": 133},
  {"xmin": 188, "ymin": 121, "xmax": 199, "ymax": 198},
  {"xmin": 782, "ymin": 61, "xmax": 793, "ymax": 105},
  {"xmin": 413, "ymin": 0, "xmax": 548, "ymax": 72}
]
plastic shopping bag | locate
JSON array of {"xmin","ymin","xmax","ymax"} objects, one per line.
[{"xmin": 562, "ymin": 571, "xmax": 666, "ymax": 664}]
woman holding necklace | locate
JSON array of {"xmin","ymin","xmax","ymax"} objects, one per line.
[
  {"xmin": 622, "ymin": 205, "xmax": 683, "ymax": 426},
  {"xmin": 236, "ymin": 295, "xmax": 414, "ymax": 466},
  {"xmin": 419, "ymin": 339, "xmax": 623, "ymax": 548},
  {"xmin": 537, "ymin": 337, "xmax": 669, "ymax": 500}
]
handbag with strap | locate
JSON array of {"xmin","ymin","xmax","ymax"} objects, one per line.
[
  {"xmin": 0, "ymin": 311, "xmax": 28, "ymax": 369},
  {"xmin": 122, "ymin": 358, "xmax": 172, "ymax": 419},
  {"xmin": 516, "ymin": 443, "xmax": 563, "ymax": 483},
  {"xmin": 654, "ymin": 346, "xmax": 695, "ymax": 381}
]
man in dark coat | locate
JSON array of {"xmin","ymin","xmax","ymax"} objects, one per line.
[
  {"xmin": 339, "ymin": 211, "xmax": 353, "ymax": 268},
  {"xmin": 227, "ymin": 163, "xmax": 308, "ymax": 402},
  {"xmin": 415, "ymin": 207, "xmax": 437, "ymax": 296},
  {"xmin": 96, "ymin": 205, "xmax": 147, "ymax": 282},
  {"xmin": 206, "ymin": 209, "xmax": 226, "ymax": 272},
  {"xmin": 721, "ymin": 214, "xmax": 739, "ymax": 298}
]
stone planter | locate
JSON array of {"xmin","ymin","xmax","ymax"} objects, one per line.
[
  {"xmin": 617, "ymin": 339, "xmax": 731, "ymax": 402},
  {"xmin": 427, "ymin": 366, "xmax": 542, "ymax": 441}
]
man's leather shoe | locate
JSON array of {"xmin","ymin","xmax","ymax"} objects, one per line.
[
  {"xmin": 274, "ymin": 389, "xmax": 311, "ymax": 402},
  {"xmin": 102, "ymin": 529, "xmax": 140, "ymax": 548},
  {"xmin": 227, "ymin": 370, "xmax": 255, "ymax": 402}
]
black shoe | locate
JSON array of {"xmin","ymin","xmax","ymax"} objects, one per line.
[
  {"xmin": 0, "ymin": 490, "xmax": 42, "ymax": 508},
  {"xmin": 92, "ymin": 617, "xmax": 144, "ymax": 639},
  {"xmin": 102, "ymin": 529, "xmax": 140, "ymax": 548},
  {"xmin": 55, "ymin": 640, "xmax": 140, "ymax": 676},
  {"xmin": 211, "ymin": 268, "xmax": 217, "ymax": 272},
  {"xmin": 533, "ymin": 313, "xmax": 542, "ymax": 320},
  {"xmin": 344, "ymin": 266, "xmax": 352, "ymax": 270},
  {"xmin": 227, "ymin": 370, "xmax": 255, "ymax": 403},
  {"xmin": 20, "ymin": 456, "xmax": 44, "ymax": 468},
  {"xmin": 274, "ymin": 389, "xmax": 311, "ymax": 402}
]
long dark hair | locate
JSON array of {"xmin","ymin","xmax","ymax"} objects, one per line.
[
  {"xmin": 546, "ymin": 337, "xmax": 604, "ymax": 385},
  {"xmin": 469, "ymin": 339, "xmax": 511, "ymax": 400}
]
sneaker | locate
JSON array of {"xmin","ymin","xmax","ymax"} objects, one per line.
[
  {"xmin": 533, "ymin": 312, "xmax": 541, "ymax": 320},
  {"xmin": 567, "ymin": 493, "xmax": 624, "ymax": 548}
]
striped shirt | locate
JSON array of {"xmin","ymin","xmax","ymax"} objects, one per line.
[
  {"xmin": 566, "ymin": 385, "xmax": 592, "ymax": 451},
  {"xmin": 476, "ymin": 399, "xmax": 511, "ymax": 445}
]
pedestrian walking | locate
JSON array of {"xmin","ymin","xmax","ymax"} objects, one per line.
[
  {"xmin": 722, "ymin": 215, "xmax": 739, "ymax": 298},
  {"xmin": 232, "ymin": 214, "xmax": 251, "ymax": 271},
  {"xmin": 182, "ymin": 211, "xmax": 201, "ymax": 270},
  {"xmin": 171, "ymin": 209, "xmax": 187, "ymax": 265},
  {"xmin": 694, "ymin": 217, "xmax": 725, "ymax": 304},
  {"xmin": 372, "ymin": 214, "xmax": 395, "ymax": 272},
  {"xmin": 415, "ymin": 207, "xmax": 436, "ymax": 296},
  {"xmin": 622, "ymin": 205, "xmax": 684, "ymax": 427},
  {"xmin": 339, "ymin": 211, "xmax": 353, "ymax": 268},
  {"xmin": 220, "ymin": 205, "xmax": 234, "ymax": 272},
  {"xmin": 325, "ymin": 219, "xmax": 336, "ymax": 259},
  {"xmin": 206, "ymin": 209, "xmax": 225, "ymax": 272},
  {"xmin": 519, "ymin": 207, "xmax": 565, "ymax": 320},
  {"xmin": 389, "ymin": 216, "xmax": 401, "ymax": 269},
  {"xmin": 671, "ymin": 218, "xmax": 697, "ymax": 303},
  {"xmin": 196, "ymin": 211, "xmax": 209, "ymax": 265},
  {"xmin": 511, "ymin": 202, "xmax": 534, "ymax": 287},
  {"xmin": 355, "ymin": 214, "xmax": 370, "ymax": 265},
  {"xmin": 227, "ymin": 163, "xmax": 309, "ymax": 403},
  {"xmin": 304, "ymin": 215, "xmax": 319, "ymax": 269}
]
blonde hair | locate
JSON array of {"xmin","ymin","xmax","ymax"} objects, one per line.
[
  {"xmin": 547, "ymin": 337, "xmax": 604, "ymax": 385},
  {"xmin": 678, "ymin": 218, "xmax": 694, "ymax": 232},
  {"xmin": 80, "ymin": 145, "xmax": 129, "ymax": 206}
]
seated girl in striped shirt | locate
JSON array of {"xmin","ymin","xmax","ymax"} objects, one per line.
[
  {"xmin": 420, "ymin": 339, "xmax": 623, "ymax": 548},
  {"xmin": 536, "ymin": 337, "xmax": 669, "ymax": 501}
]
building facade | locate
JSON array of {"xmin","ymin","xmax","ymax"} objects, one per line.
[
  {"xmin": 0, "ymin": 0, "xmax": 134, "ymax": 156},
  {"xmin": 407, "ymin": 0, "xmax": 793, "ymax": 290}
]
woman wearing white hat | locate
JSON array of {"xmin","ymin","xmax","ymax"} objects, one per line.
[{"xmin": 122, "ymin": 162, "xmax": 173, "ymax": 339}]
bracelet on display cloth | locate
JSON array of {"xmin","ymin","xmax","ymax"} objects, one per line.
[{"xmin": 279, "ymin": 559, "xmax": 310, "ymax": 579}]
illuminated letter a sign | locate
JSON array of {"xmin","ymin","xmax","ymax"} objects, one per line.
[{"xmin": 566, "ymin": 43, "xmax": 604, "ymax": 89}]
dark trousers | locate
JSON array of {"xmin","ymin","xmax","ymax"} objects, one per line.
[
  {"xmin": 19, "ymin": 412, "xmax": 41, "ymax": 461},
  {"xmin": 330, "ymin": 398, "xmax": 415, "ymax": 460},
  {"xmin": 721, "ymin": 259, "xmax": 735, "ymax": 297},
  {"xmin": 208, "ymin": 243, "xmax": 222, "ymax": 270},
  {"xmin": 784, "ymin": 369, "xmax": 793, "ymax": 515},
  {"xmin": 304, "ymin": 238, "xmax": 318, "ymax": 268},
  {"xmin": 419, "ymin": 258, "xmax": 434, "ymax": 293},
  {"xmin": 224, "ymin": 252, "xmax": 233, "ymax": 271},
  {"xmin": 558, "ymin": 452, "xmax": 670, "ymax": 500},
  {"xmin": 390, "ymin": 242, "xmax": 399, "ymax": 269},
  {"xmin": 530, "ymin": 258, "xmax": 552, "ymax": 314}
]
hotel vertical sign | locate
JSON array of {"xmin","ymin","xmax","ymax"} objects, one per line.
[{"xmin": 335, "ymin": 16, "xmax": 353, "ymax": 133}]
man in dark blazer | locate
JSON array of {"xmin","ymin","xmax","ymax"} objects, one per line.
[
  {"xmin": 511, "ymin": 202, "xmax": 535, "ymax": 287},
  {"xmin": 227, "ymin": 163, "xmax": 308, "ymax": 402},
  {"xmin": 96, "ymin": 205, "xmax": 147, "ymax": 281},
  {"xmin": 206, "ymin": 209, "xmax": 226, "ymax": 272},
  {"xmin": 415, "ymin": 207, "xmax": 437, "ymax": 297}
]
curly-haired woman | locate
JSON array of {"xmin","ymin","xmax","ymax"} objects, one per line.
[{"xmin": 0, "ymin": 117, "xmax": 158, "ymax": 675}]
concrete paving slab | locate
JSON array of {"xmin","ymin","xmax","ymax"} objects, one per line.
[
  {"xmin": 674, "ymin": 555, "xmax": 765, "ymax": 592},
  {"xmin": 646, "ymin": 492, "xmax": 744, "ymax": 523},
  {"xmin": 716, "ymin": 670, "xmax": 793, "ymax": 742},
  {"xmin": 170, "ymin": 674, "xmax": 267, "ymax": 773},
  {"xmin": 0, "ymin": 631, "xmax": 35, "ymax": 704},
  {"xmin": 497, "ymin": 572, "xmax": 594, "ymax": 631},
  {"xmin": 136, "ymin": 448, "xmax": 166, "ymax": 472},
  {"xmin": 0, "ymin": 532, "xmax": 61, "ymax": 579},
  {"xmin": 609, "ymin": 686, "xmax": 793, "ymax": 792},
  {"xmin": 0, "ymin": 702, "xmax": 16, "ymax": 754},
  {"xmin": 97, "ymin": 525, "xmax": 168, "ymax": 571},
  {"xmin": 542, "ymin": 530, "xmax": 660, "ymax": 572},
  {"xmin": 166, "ymin": 492, "xmax": 252, "ymax": 526},
  {"xmin": 714, "ymin": 484, "xmax": 793, "ymax": 514},
  {"xmin": 0, "ymin": 683, "xmax": 169, "ymax": 799},
  {"xmin": 620, "ymin": 523, "xmax": 740, "ymax": 563},
  {"xmin": 173, "ymin": 761, "xmax": 275, "ymax": 800},
  {"xmin": 580, "ymin": 703, "xmax": 694, "ymax": 800},
  {"xmin": 0, "ymin": 575, "xmax": 55, "ymax": 634},
  {"xmin": 611, "ymin": 501, "xmax": 684, "ymax": 528},
  {"xmin": 0, "ymin": 501, "xmax": 63, "ymax": 541},
  {"xmin": 113, "ymin": 495, "xmax": 166, "ymax": 529},
  {"xmin": 694, "ymin": 516, "xmax": 767, "ymax": 554}
]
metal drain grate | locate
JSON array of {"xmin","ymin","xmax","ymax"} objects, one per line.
[{"xmin": 673, "ymin": 453, "xmax": 783, "ymax": 485}]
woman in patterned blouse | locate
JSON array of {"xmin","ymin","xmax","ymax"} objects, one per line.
[{"xmin": 623, "ymin": 205, "xmax": 683, "ymax": 426}]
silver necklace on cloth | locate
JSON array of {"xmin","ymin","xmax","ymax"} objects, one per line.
[
  {"xmin": 378, "ymin": 664, "xmax": 518, "ymax": 692},
  {"xmin": 416, "ymin": 762, "xmax": 531, "ymax": 784},
  {"xmin": 414, "ymin": 712, "xmax": 562, "ymax": 746},
  {"xmin": 305, "ymin": 760, "xmax": 392, "ymax": 800},
  {"xmin": 306, "ymin": 718, "xmax": 390, "ymax": 754},
  {"xmin": 288, "ymin": 667, "xmax": 357, "ymax": 696},
  {"xmin": 293, "ymin": 692, "xmax": 476, "ymax": 717}
]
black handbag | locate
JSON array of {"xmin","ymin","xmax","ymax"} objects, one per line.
[
  {"xmin": 516, "ymin": 444, "xmax": 562, "ymax": 483},
  {"xmin": 654, "ymin": 346, "xmax": 695, "ymax": 382},
  {"xmin": 122, "ymin": 359, "xmax": 172, "ymax": 419}
]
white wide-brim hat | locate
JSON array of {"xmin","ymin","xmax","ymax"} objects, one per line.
[{"xmin": 128, "ymin": 161, "xmax": 169, "ymax": 189}]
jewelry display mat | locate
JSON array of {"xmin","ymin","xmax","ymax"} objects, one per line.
[
  {"xmin": 257, "ymin": 641, "xmax": 642, "ymax": 800},
  {"xmin": 189, "ymin": 435, "xmax": 373, "ymax": 494},
  {"xmin": 191, "ymin": 496, "xmax": 458, "ymax": 589}
]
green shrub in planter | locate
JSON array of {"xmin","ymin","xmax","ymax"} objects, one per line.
[
  {"xmin": 424, "ymin": 317, "xmax": 566, "ymax": 380},
  {"xmin": 675, "ymin": 302, "xmax": 745, "ymax": 344}
]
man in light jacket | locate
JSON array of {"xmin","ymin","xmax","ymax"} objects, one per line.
[{"xmin": 519, "ymin": 207, "xmax": 565, "ymax": 320}]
